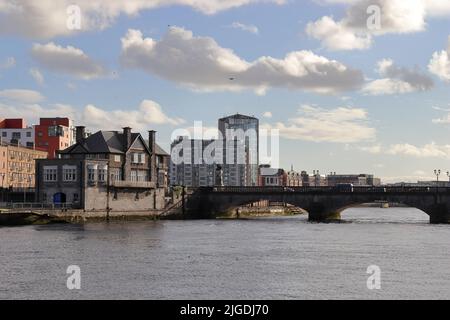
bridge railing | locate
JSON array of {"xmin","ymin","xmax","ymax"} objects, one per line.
[
  {"xmin": 5, "ymin": 203, "xmax": 74, "ymax": 210},
  {"xmin": 206, "ymin": 186, "xmax": 450, "ymax": 193}
]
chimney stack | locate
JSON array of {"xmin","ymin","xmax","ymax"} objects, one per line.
[
  {"xmin": 75, "ymin": 126, "xmax": 85, "ymax": 144},
  {"xmin": 149, "ymin": 130, "xmax": 157, "ymax": 184},
  {"xmin": 123, "ymin": 127, "xmax": 132, "ymax": 151}
]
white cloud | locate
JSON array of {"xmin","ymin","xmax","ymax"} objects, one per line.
[
  {"xmin": 120, "ymin": 27, "xmax": 364, "ymax": 94},
  {"xmin": 263, "ymin": 104, "xmax": 375, "ymax": 143},
  {"xmin": 83, "ymin": 100, "xmax": 185, "ymax": 131},
  {"xmin": 230, "ymin": 22, "xmax": 259, "ymax": 34},
  {"xmin": 31, "ymin": 42, "xmax": 106, "ymax": 79},
  {"xmin": 429, "ymin": 36, "xmax": 450, "ymax": 81},
  {"xmin": 358, "ymin": 141, "xmax": 450, "ymax": 159},
  {"xmin": 363, "ymin": 59, "xmax": 433, "ymax": 95},
  {"xmin": 306, "ymin": 0, "xmax": 443, "ymax": 51},
  {"xmin": 306, "ymin": 16, "xmax": 372, "ymax": 50},
  {"xmin": 262, "ymin": 111, "xmax": 273, "ymax": 118},
  {"xmin": 29, "ymin": 68, "xmax": 45, "ymax": 85},
  {"xmin": 0, "ymin": 56, "xmax": 15, "ymax": 69},
  {"xmin": 0, "ymin": 98, "xmax": 183, "ymax": 132},
  {"xmin": 387, "ymin": 143, "xmax": 450, "ymax": 159},
  {"xmin": 0, "ymin": 89, "xmax": 45, "ymax": 103},
  {"xmin": 0, "ymin": 0, "xmax": 284, "ymax": 39}
]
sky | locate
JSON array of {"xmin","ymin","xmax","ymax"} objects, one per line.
[{"xmin": 0, "ymin": 0, "xmax": 450, "ymax": 183}]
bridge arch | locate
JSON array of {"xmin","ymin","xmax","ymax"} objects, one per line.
[{"xmin": 186, "ymin": 187, "xmax": 450, "ymax": 224}]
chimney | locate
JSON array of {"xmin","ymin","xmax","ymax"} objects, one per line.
[
  {"xmin": 149, "ymin": 130, "xmax": 157, "ymax": 184},
  {"xmin": 75, "ymin": 126, "xmax": 85, "ymax": 144},
  {"xmin": 123, "ymin": 127, "xmax": 132, "ymax": 151}
]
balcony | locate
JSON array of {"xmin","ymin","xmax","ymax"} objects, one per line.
[{"xmin": 109, "ymin": 180, "xmax": 156, "ymax": 189}]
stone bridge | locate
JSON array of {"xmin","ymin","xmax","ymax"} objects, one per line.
[{"xmin": 184, "ymin": 186, "xmax": 450, "ymax": 224}]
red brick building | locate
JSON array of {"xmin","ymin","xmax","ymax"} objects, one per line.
[{"xmin": 34, "ymin": 118, "xmax": 74, "ymax": 159}]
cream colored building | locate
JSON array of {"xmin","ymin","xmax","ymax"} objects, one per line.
[{"xmin": 0, "ymin": 143, "xmax": 47, "ymax": 189}]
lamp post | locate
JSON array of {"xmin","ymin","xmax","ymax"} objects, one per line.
[
  {"xmin": 434, "ymin": 169, "xmax": 441, "ymax": 193},
  {"xmin": 0, "ymin": 173, "xmax": 4, "ymax": 203}
]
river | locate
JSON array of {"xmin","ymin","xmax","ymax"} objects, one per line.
[{"xmin": 1, "ymin": 208, "xmax": 450, "ymax": 299}]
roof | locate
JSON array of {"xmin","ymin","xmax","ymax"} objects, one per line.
[
  {"xmin": 219, "ymin": 113, "xmax": 258, "ymax": 121},
  {"xmin": 60, "ymin": 130, "xmax": 169, "ymax": 156},
  {"xmin": 260, "ymin": 167, "xmax": 284, "ymax": 176}
]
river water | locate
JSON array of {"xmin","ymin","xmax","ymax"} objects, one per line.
[{"xmin": 1, "ymin": 208, "xmax": 450, "ymax": 300}]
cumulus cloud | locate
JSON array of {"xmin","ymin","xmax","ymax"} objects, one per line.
[
  {"xmin": 0, "ymin": 89, "xmax": 45, "ymax": 103},
  {"xmin": 0, "ymin": 0, "xmax": 284, "ymax": 39},
  {"xmin": 263, "ymin": 104, "xmax": 375, "ymax": 143},
  {"xmin": 363, "ymin": 59, "xmax": 433, "ymax": 95},
  {"xmin": 0, "ymin": 98, "xmax": 183, "ymax": 132},
  {"xmin": 230, "ymin": 22, "xmax": 259, "ymax": 34},
  {"xmin": 31, "ymin": 42, "xmax": 106, "ymax": 79},
  {"xmin": 429, "ymin": 36, "xmax": 450, "ymax": 81},
  {"xmin": 83, "ymin": 100, "xmax": 185, "ymax": 130},
  {"xmin": 306, "ymin": 0, "xmax": 447, "ymax": 50},
  {"xmin": 120, "ymin": 27, "xmax": 364, "ymax": 94},
  {"xmin": 262, "ymin": 111, "xmax": 273, "ymax": 118}
]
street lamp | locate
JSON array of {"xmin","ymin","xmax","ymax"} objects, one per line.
[{"xmin": 434, "ymin": 169, "xmax": 441, "ymax": 193}]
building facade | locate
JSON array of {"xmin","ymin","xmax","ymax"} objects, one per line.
[
  {"xmin": 327, "ymin": 174, "xmax": 381, "ymax": 186},
  {"xmin": 170, "ymin": 137, "xmax": 218, "ymax": 187},
  {"xmin": 36, "ymin": 127, "xmax": 168, "ymax": 211},
  {"xmin": 258, "ymin": 165, "xmax": 287, "ymax": 186},
  {"xmin": 0, "ymin": 118, "xmax": 35, "ymax": 148},
  {"xmin": 218, "ymin": 114, "xmax": 259, "ymax": 186},
  {"xmin": 0, "ymin": 142, "xmax": 47, "ymax": 189},
  {"xmin": 286, "ymin": 166, "xmax": 302, "ymax": 187},
  {"xmin": 34, "ymin": 118, "xmax": 75, "ymax": 159}
]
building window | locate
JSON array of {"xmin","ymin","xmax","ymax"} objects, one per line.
[
  {"xmin": 1, "ymin": 132, "xmax": 6, "ymax": 137},
  {"xmin": 63, "ymin": 166, "xmax": 77, "ymax": 182},
  {"xmin": 26, "ymin": 132, "xmax": 31, "ymax": 138},
  {"xmin": 43, "ymin": 166, "xmax": 58, "ymax": 182},
  {"xmin": 73, "ymin": 193, "xmax": 79, "ymax": 203},
  {"xmin": 114, "ymin": 155, "xmax": 121, "ymax": 162},
  {"xmin": 12, "ymin": 132, "xmax": 21, "ymax": 140},
  {"xmin": 98, "ymin": 165, "xmax": 107, "ymax": 182},
  {"xmin": 87, "ymin": 165, "xmax": 97, "ymax": 182}
]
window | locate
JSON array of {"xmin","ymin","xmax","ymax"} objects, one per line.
[
  {"xmin": 87, "ymin": 165, "xmax": 97, "ymax": 182},
  {"xmin": 1, "ymin": 132, "xmax": 6, "ymax": 137},
  {"xmin": 12, "ymin": 132, "xmax": 21, "ymax": 140},
  {"xmin": 26, "ymin": 132, "xmax": 31, "ymax": 138},
  {"xmin": 43, "ymin": 166, "xmax": 58, "ymax": 182},
  {"xmin": 98, "ymin": 166, "xmax": 107, "ymax": 182},
  {"xmin": 114, "ymin": 155, "xmax": 121, "ymax": 162},
  {"xmin": 73, "ymin": 193, "xmax": 79, "ymax": 203},
  {"xmin": 63, "ymin": 165, "xmax": 77, "ymax": 182}
]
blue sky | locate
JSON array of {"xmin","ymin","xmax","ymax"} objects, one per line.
[{"xmin": 1, "ymin": 0, "xmax": 450, "ymax": 183}]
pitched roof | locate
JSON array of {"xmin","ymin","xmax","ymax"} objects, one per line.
[{"xmin": 60, "ymin": 130, "xmax": 168, "ymax": 156}]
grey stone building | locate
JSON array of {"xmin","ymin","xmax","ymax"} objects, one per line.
[{"xmin": 35, "ymin": 127, "xmax": 169, "ymax": 212}]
